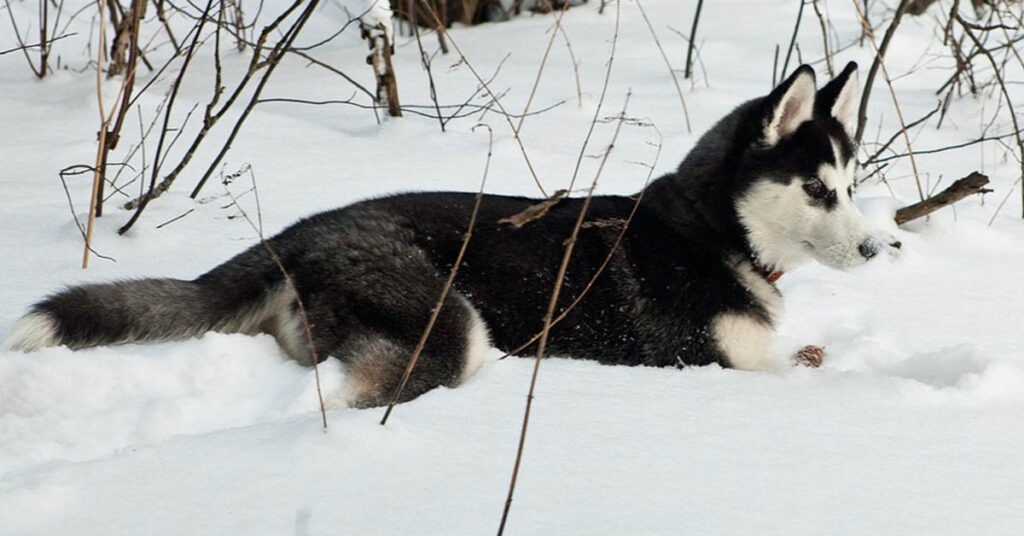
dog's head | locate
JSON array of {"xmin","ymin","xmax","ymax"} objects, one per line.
[{"xmin": 735, "ymin": 62, "xmax": 888, "ymax": 272}]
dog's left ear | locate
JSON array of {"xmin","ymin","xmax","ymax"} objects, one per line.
[
  {"xmin": 762, "ymin": 65, "xmax": 817, "ymax": 146},
  {"xmin": 816, "ymin": 61, "xmax": 859, "ymax": 135}
]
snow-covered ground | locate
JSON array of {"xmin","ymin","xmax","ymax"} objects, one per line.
[{"xmin": 2, "ymin": 1, "xmax": 1023, "ymax": 534}]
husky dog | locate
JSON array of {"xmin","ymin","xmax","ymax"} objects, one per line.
[{"xmin": 6, "ymin": 63, "xmax": 891, "ymax": 407}]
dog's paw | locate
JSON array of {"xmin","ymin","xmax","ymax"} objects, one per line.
[{"xmin": 794, "ymin": 345, "xmax": 825, "ymax": 368}]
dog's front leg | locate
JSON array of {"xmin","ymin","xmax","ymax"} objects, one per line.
[{"xmin": 711, "ymin": 312, "xmax": 777, "ymax": 370}]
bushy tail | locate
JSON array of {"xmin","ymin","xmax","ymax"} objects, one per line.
[{"xmin": 5, "ymin": 274, "xmax": 291, "ymax": 353}]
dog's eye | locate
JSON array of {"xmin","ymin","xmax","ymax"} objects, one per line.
[{"xmin": 803, "ymin": 178, "xmax": 827, "ymax": 199}]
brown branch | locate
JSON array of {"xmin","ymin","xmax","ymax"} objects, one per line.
[
  {"xmin": 635, "ymin": 0, "xmax": 692, "ymax": 133},
  {"xmin": 118, "ymin": 1, "xmax": 213, "ymax": 234},
  {"xmin": 854, "ymin": 0, "xmax": 909, "ymax": 145},
  {"xmin": 417, "ymin": 0, "xmax": 549, "ymax": 197},
  {"xmin": 852, "ymin": 0, "xmax": 924, "ymax": 202},
  {"xmin": 811, "ymin": 0, "xmax": 833, "ymax": 77},
  {"xmin": 189, "ymin": 0, "xmax": 322, "ymax": 199},
  {"xmin": 954, "ymin": 11, "xmax": 1024, "ymax": 218},
  {"xmin": 224, "ymin": 166, "xmax": 328, "ymax": 430},
  {"xmin": 361, "ymin": 20, "xmax": 402, "ymax": 117},
  {"xmin": 894, "ymin": 172, "xmax": 990, "ymax": 225},
  {"xmin": 498, "ymin": 189, "xmax": 568, "ymax": 227},
  {"xmin": 684, "ymin": 0, "xmax": 703, "ymax": 78},
  {"xmin": 510, "ymin": 0, "xmax": 572, "ymax": 135},
  {"xmin": 378, "ymin": 124, "xmax": 493, "ymax": 425},
  {"xmin": 497, "ymin": 86, "xmax": 632, "ymax": 536},
  {"xmin": 498, "ymin": 130, "xmax": 663, "ymax": 362}
]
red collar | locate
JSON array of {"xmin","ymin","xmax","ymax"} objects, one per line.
[{"xmin": 752, "ymin": 262, "xmax": 784, "ymax": 284}]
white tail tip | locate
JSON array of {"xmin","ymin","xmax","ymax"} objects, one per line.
[{"xmin": 4, "ymin": 312, "xmax": 60, "ymax": 352}]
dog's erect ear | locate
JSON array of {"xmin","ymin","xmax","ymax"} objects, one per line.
[
  {"xmin": 816, "ymin": 61, "xmax": 859, "ymax": 135},
  {"xmin": 762, "ymin": 65, "xmax": 816, "ymax": 146}
]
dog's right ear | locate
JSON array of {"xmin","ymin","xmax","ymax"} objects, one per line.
[
  {"xmin": 761, "ymin": 65, "xmax": 816, "ymax": 146},
  {"xmin": 815, "ymin": 61, "xmax": 859, "ymax": 136}
]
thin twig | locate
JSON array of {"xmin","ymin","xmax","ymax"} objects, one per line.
[
  {"xmin": 684, "ymin": 0, "xmax": 703, "ymax": 79},
  {"xmin": 498, "ymin": 128, "xmax": 663, "ymax": 361},
  {"xmin": 496, "ymin": 89, "xmax": 633, "ymax": 536},
  {"xmin": 852, "ymin": 0, "xmax": 924, "ymax": 202},
  {"xmin": 378, "ymin": 123, "xmax": 494, "ymax": 426},
  {"xmin": 119, "ymin": 0, "xmax": 213, "ymax": 234},
  {"xmin": 189, "ymin": 0, "xmax": 322, "ymax": 198},
  {"xmin": 635, "ymin": 0, "xmax": 692, "ymax": 133},
  {"xmin": 566, "ymin": 0, "xmax": 621, "ymax": 192},
  {"xmin": 417, "ymin": 0, "xmax": 549, "ymax": 197},
  {"xmin": 811, "ymin": 0, "xmax": 834, "ymax": 76},
  {"xmin": 855, "ymin": 0, "xmax": 909, "ymax": 144},
  {"xmin": 83, "ymin": 0, "xmax": 112, "ymax": 269},
  {"xmin": 223, "ymin": 167, "xmax": 328, "ymax": 430},
  {"xmin": 513, "ymin": 0, "xmax": 571, "ymax": 135},
  {"xmin": 955, "ymin": 11, "xmax": 1024, "ymax": 218},
  {"xmin": 781, "ymin": 0, "xmax": 806, "ymax": 78}
]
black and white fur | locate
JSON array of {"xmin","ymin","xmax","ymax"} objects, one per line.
[{"xmin": 5, "ymin": 64, "xmax": 888, "ymax": 407}]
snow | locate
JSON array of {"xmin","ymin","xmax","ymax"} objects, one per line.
[{"xmin": 2, "ymin": 0, "xmax": 1024, "ymax": 534}]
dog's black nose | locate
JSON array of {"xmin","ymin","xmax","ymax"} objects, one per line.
[
  {"xmin": 858, "ymin": 241, "xmax": 879, "ymax": 259},
  {"xmin": 890, "ymin": 240, "xmax": 902, "ymax": 249}
]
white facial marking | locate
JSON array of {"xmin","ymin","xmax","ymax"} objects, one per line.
[{"xmin": 737, "ymin": 136, "xmax": 879, "ymax": 272}]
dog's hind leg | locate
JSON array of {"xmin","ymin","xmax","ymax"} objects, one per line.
[{"xmin": 338, "ymin": 294, "xmax": 490, "ymax": 408}]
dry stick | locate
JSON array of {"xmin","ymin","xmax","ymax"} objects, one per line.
[
  {"xmin": 772, "ymin": 43, "xmax": 780, "ymax": 86},
  {"xmin": 58, "ymin": 167, "xmax": 118, "ymax": 263},
  {"xmin": 121, "ymin": 0, "xmax": 308, "ymax": 217},
  {"xmin": 95, "ymin": 0, "xmax": 145, "ymax": 218},
  {"xmin": 83, "ymin": 0, "xmax": 113, "ymax": 269},
  {"xmin": 781, "ymin": 0, "xmax": 806, "ymax": 78},
  {"xmin": 378, "ymin": 124, "xmax": 494, "ymax": 426},
  {"xmin": 0, "ymin": 32, "xmax": 75, "ymax": 56},
  {"xmin": 635, "ymin": 0, "xmax": 692, "ymax": 133},
  {"xmin": 361, "ymin": 19, "xmax": 402, "ymax": 117},
  {"xmin": 224, "ymin": 171, "xmax": 328, "ymax": 430},
  {"xmin": 287, "ymin": 50, "xmax": 376, "ymax": 99},
  {"xmin": 412, "ymin": 22, "xmax": 444, "ymax": 131},
  {"xmin": 556, "ymin": 25, "xmax": 583, "ymax": 107},
  {"xmin": 566, "ymin": 0, "xmax": 621, "ymax": 193},
  {"xmin": 811, "ymin": 0, "xmax": 833, "ymax": 76},
  {"xmin": 894, "ymin": 171, "xmax": 990, "ymax": 224},
  {"xmin": 257, "ymin": 95, "xmax": 565, "ymax": 121},
  {"xmin": 418, "ymin": 0, "xmax": 548, "ymax": 197},
  {"xmin": 667, "ymin": 25, "xmax": 710, "ymax": 89},
  {"xmin": 854, "ymin": 0, "xmax": 909, "ymax": 144},
  {"xmin": 189, "ymin": 0, "xmax": 322, "ymax": 199},
  {"xmin": 119, "ymin": 1, "xmax": 213, "ymax": 235},
  {"xmin": 155, "ymin": 0, "xmax": 179, "ymax": 49},
  {"xmin": 496, "ymin": 91, "xmax": 633, "ymax": 536},
  {"xmin": 3, "ymin": 0, "xmax": 44, "ymax": 77},
  {"xmin": 955, "ymin": 12, "xmax": 1024, "ymax": 219},
  {"xmin": 862, "ymin": 100, "xmax": 940, "ymax": 166},
  {"xmin": 684, "ymin": 0, "xmax": 703, "ymax": 79},
  {"xmin": 498, "ymin": 128, "xmax": 663, "ymax": 361},
  {"xmin": 38, "ymin": 0, "xmax": 49, "ymax": 78},
  {"xmin": 512, "ymin": 0, "xmax": 571, "ymax": 135},
  {"xmin": 852, "ymin": 0, "xmax": 925, "ymax": 202},
  {"xmin": 871, "ymin": 131, "xmax": 1019, "ymax": 164}
]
